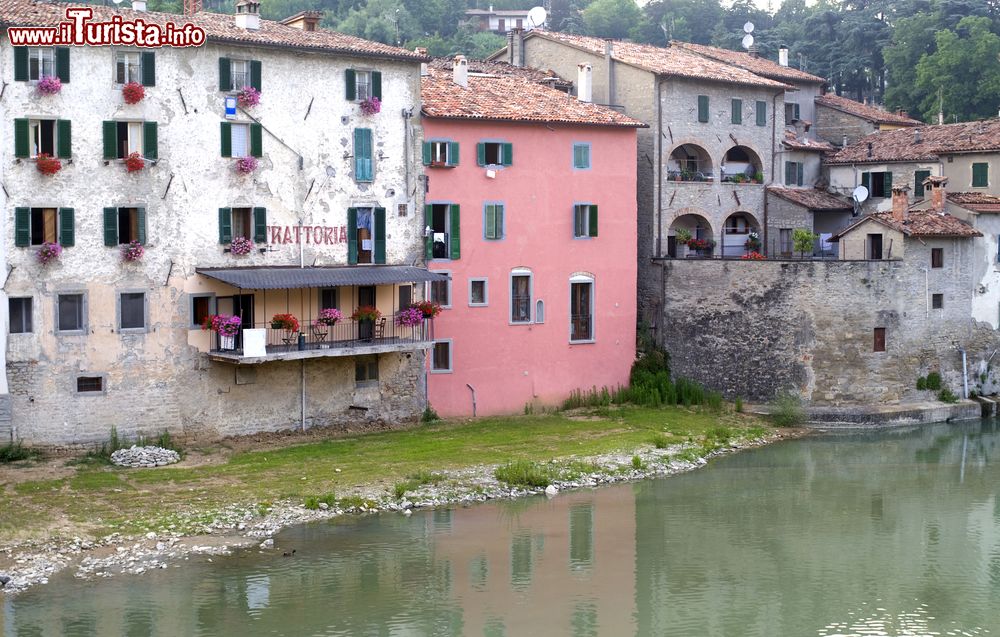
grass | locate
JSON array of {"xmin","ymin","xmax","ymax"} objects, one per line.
[
  {"xmin": 768, "ymin": 392, "xmax": 805, "ymax": 427},
  {"xmin": 0, "ymin": 440, "xmax": 38, "ymax": 463},
  {"xmin": 0, "ymin": 405, "xmax": 770, "ymax": 540},
  {"xmin": 495, "ymin": 460, "xmax": 556, "ymax": 488},
  {"xmin": 392, "ymin": 470, "xmax": 446, "ymax": 499}
]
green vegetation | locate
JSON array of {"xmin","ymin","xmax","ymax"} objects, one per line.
[
  {"xmin": 769, "ymin": 392, "xmax": 805, "ymax": 427},
  {"xmin": 304, "ymin": 493, "xmax": 336, "ymax": 510},
  {"xmin": 926, "ymin": 372, "xmax": 943, "ymax": 391},
  {"xmin": 938, "ymin": 388, "xmax": 959, "ymax": 403},
  {"xmin": 77, "ymin": 427, "xmax": 181, "ymax": 466},
  {"xmin": 494, "ymin": 460, "xmax": 556, "ymax": 488},
  {"xmin": 734, "ymin": 396, "xmax": 743, "ymax": 413},
  {"xmin": 917, "ymin": 377, "xmax": 928, "ymax": 390},
  {"xmin": 393, "ymin": 470, "xmax": 446, "ymax": 499},
  {"xmin": 651, "ymin": 433, "xmax": 672, "ymax": 449},
  {"xmin": 0, "ymin": 440, "xmax": 38, "ymax": 463},
  {"xmin": 792, "ymin": 228, "xmax": 818, "ymax": 257},
  {"xmin": 421, "ymin": 406, "xmax": 440, "ymax": 423},
  {"xmin": 631, "ymin": 455, "xmax": 644, "ymax": 470}
]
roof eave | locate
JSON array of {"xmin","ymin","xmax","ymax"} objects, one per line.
[{"xmin": 420, "ymin": 111, "xmax": 647, "ymax": 129}]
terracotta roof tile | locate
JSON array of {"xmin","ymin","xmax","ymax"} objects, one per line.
[
  {"xmin": 947, "ymin": 192, "xmax": 1000, "ymax": 213},
  {"xmin": 815, "ymin": 94, "xmax": 922, "ymax": 127},
  {"xmin": 834, "ymin": 210, "xmax": 981, "ymax": 239},
  {"xmin": 420, "ymin": 67, "xmax": 646, "ymax": 128},
  {"xmin": 827, "ymin": 119, "xmax": 1000, "ymax": 165},
  {"xmin": 768, "ymin": 187, "xmax": 852, "ymax": 211},
  {"xmin": 0, "ymin": 0, "xmax": 426, "ymax": 61},
  {"xmin": 523, "ymin": 31, "xmax": 790, "ymax": 89},
  {"xmin": 672, "ymin": 41, "xmax": 825, "ymax": 85},
  {"xmin": 782, "ymin": 131, "xmax": 835, "ymax": 152},
  {"xmin": 428, "ymin": 57, "xmax": 569, "ymax": 87}
]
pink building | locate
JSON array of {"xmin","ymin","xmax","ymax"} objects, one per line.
[{"xmin": 421, "ymin": 59, "xmax": 644, "ymax": 417}]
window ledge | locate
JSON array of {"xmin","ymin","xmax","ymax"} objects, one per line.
[
  {"xmin": 428, "ymin": 162, "xmax": 455, "ymax": 169},
  {"xmin": 570, "ymin": 339, "xmax": 596, "ymax": 345},
  {"xmin": 430, "ymin": 369, "xmax": 453, "ymax": 374}
]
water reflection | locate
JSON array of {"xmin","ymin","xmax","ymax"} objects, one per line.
[{"xmin": 4, "ymin": 421, "xmax": 1000, "ymax": 636}]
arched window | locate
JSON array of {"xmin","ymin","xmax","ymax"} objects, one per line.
[
  {"xmin": 510, "ymin": 268, "xmax": 532, "ymax": 324},
  {"xmin": 569, "ymin": 274, "xmax": 595, "ymax": 342}
]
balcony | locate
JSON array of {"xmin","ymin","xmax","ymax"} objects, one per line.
[{"xmin": 208, "ymin": 313, "xmax": 432, "ymax": 364}]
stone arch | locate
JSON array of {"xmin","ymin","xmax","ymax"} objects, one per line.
[
  {"xmin": 721, "ymin": 211, "xmax": 762, "ymax": 257},
  {"xmin": 667, "ymin": 143, "xmax": 714, "ymax": 182},
  {"xmin": 668, "ymin": 211, "xmax": 715, "ymax": 257},
  {"xmin": 721, "ymin": 145, "xmax": 764, "ymax": 183}
]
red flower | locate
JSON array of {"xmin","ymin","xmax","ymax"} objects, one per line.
[
  {"xmin": 125, "ymin": 152, "xmax": 145, "ymax": 172},
  {"xmin": 36, "ymin": 153, "xmax": 62, "ymax": 175},
  {"xmin": 122, "ymin": 82, "xmax": 145, "ymax": 104}
]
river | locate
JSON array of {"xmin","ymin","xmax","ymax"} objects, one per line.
[{"xmin": 3, "ymin": 420, "xmax": 1000, "ymax": 636}]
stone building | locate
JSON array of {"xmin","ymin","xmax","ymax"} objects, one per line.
[
  {"xmin": 1, "ymin": 0, "xmax": 444, "ymax": 446},
  {"xmin": 814, "ymin": 92, "xmax": 922, "ymax": 147}
]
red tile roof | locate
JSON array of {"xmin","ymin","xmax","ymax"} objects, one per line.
[
  {"xmin": 834, "ymin": 210, "xmax": 981, "ymax": 239},
  {"xmin": 0, "ymin": 0, "xmax": 427, "ymax": 61},
  {"xmin": 421, "ymin": 68, "xmax": 646, "ymax": 128},
  {"xmin": 672, "ymin": 41, "xmax": 825, "ymax": 85},
  {"xmin": 947, "ymin": 192, "xmax": 1000, "ymax": 213},
  {"xmin": 827, "ymin": 119, "xmax": 1000, "ymax": 165},
  {"xmin": 521, "ymin": 31, "xmax": 790, "ymax": 89},
  {"xmin": 428, "ymin": 57, "xmax": 569, "ymax": 88},
  {"xmin": 782, "ymin": 131, "xmax": 836, "ymax": 153},
  {"xmin": 815, "ymin": 93, "xmax": 923, "ymax": 127},
  {"xmin": 768, "ymin": 187, "xmax": 852, "ymax": 211}
]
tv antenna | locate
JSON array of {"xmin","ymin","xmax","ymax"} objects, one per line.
[
  {"xmin": 741, "ymin": 21, "xmax": 755, "ymax": 50},
  {"xmin": 527, "ymin": 6, "xmax": 547, "ymax": 29}
]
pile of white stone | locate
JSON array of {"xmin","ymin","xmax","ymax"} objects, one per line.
[{"xmin": 110, "ymin": 446, "xmax": 180, "ymax": 468}]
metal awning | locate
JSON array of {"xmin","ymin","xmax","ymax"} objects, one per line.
[{"xmin": 196, "ymin": 265, "xmax": 448, "ymax": 290}]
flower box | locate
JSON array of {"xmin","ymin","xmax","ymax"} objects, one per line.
[
  {"xmin": 36, "ymin": 75, "xmax": 62, "ymax": 95},
  {"xmin": 236, "ymin": 156, "xmax": 258, "ymax": 175},
  {"xmin": 237, "ymin": 86, "xmax": 260, "ymax": 109},
  {"xmin": 360, "ymin": 96, "xmax": 381, "ymax": 116},
  {"xmin": 37, "ymin": 242, "xmax": 62, "ymax": 265},
  {"xmin": 125, "ymin": 152, "xmax": 145, "ymax": 172},
  {"xmin": 122, "ymin": 82, "xmax": 145, "ymax": 104},
  {"xmin": 230, "ymin": 236, "xmax": 254, "ymax": 255},
  {"xmin": 122, "ymin": 240, "xmax": 144, "ymax": 262},
  {"xmin": 36, "ymin": 153, "xmax": 62, "ymax": 176}
]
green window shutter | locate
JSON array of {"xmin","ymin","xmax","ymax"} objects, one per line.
[
  {"xmin": 345, "ymin": 69, "xmax": 356, "ymax": 101},
  {"xmin": 697, "ymin": 95, "xmax": 709, "ymax": 123},
  {"xmin": 884, "ymin": 171, "xmax": 892, "ymax": 194},
  {"xmin": 136, "ymin": 208, "xmax": 147, "ymax": 245},
  {"xmin": 502, "ymin": 142, "xmax": 513, "ymax": 166},
  {"xmin": 103, "ymin": 121, "xmax": 118, "ymax": 160},
  {"xmin": 250, "ymin": 123, "xmax": 263, "ymax": 158},
  {"xmin": 253, "ymin": 207, "xmax": 267, "ymax": 243},
  {"xmin": 14, "ymin": 118, "xmax": 30, "ymax": 158},
  {"xmin": 104, "ymin": 207, "xmax": 119, "ymax": 246},
  {"xmin": 250, "ymin": 60, "xmax": 262, "ymax": 92},
  {"xmin": 861, "ymin": 172, "xmax": 871, "ymax": 192},
  {"xmin": 141, "ymin": 51, "xmax": 155, "ymax": 86},
  {"xmin": 973, "ymin": 163, "xmax": 989, "ymax": 188},
  {"xmin": 14, "ymin": 208, "xmax": 30, "ymax": 247},
  {"xmin": 55, "ymin": 47, "xmax": 70, "ymax": 83},
  {"xmin": 448, "ymin": 141, "xmax": 459, "ymax": 166},
  {"xmin": 56, "ymin": 120, "xmax": 72, "ymax": 158},
  {"xmin": 756, "ymin": 100, "xmax": 767, "ymax": 126},
  {"xmin": 347, "ymin": 208, "xmax": 358, "ymax": 264},
  {"xmin": 784, "ymin": 161, "xmax": 793, "ymax": 185},
  {"xmin": 218, "ymin": 208, "xmax": 232, "ymax": 244},
  {"xmin": 218, "ymin": 57, "xmax": 231, "ymax": 91},
  {"xmin": 422, "ymin": 141, "xmax": 431, "ymax": 166},
  {"xmin": 449, "ymin": 204, "xmax": 461, "ymax": 260},
  {"xmin": 58, "ymin": 208, "xmax": 74, "ymax": 247},
  {"xmin": 797, "ymin": 163, "xmax": 804, "ymax": 186},
  {"xmin": 588, "ymin": 205, "xmax": 598, "ymax": 238},
  {"xmin": 373, "ymin": 207, "xmax": 386, "ymax": 264},
  {"xmin": 424, "ymin": 205, "xmax": 434, "ymax": 259},
  {"xmin": 477, "ymin": 143, "xmax": 486, "ymax": 166},
  {"xmin": 143, "ymin": 121, "xmax": 158, "ymax": 160},
  {"xmin": 354, "ymin": 128, "xmax": 372, "ymax": 181},
  {"xmin": 731, "ymin": 98, "xmax": 742, "ymax": 125},
  {"xmin": 496, "ymin": 205, "xmax": 504, "ymax": 238},
  {"xmin": 794, "ymin": 103, "xmax": 801, "ymax": 120},
  {"xmin": 220, "ymin": 122, "xmax": 232, "ymax": 157},
  {"xmin": 485, "ymin": 205, "xmax": 497, "ymax": 240},
  {"xmin": 915, "ymin": 170, "xmax": 931, "ymax": 197},
  {"xmin": 371, "ymin": 71, "xmax": 382, "ymax": 100},
  {"xmin": 14, "ymin": 47, "xmax": 28, "ymax": 82}
]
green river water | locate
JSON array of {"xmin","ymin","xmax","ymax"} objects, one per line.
[{"xmin": 4, "ymin": 420, "xmax": 1000, "ymax": 636}]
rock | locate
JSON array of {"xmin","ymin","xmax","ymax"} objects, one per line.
[
  {"xmin": 544, "ymin": 485, "xmax": 558, "ymax": 497},
  {"xmin": 402, "ymin": 509, "xmax": 412, "ymax": 517},
  {"xmin": 318, "ymin": 502, "xmax": 329, "ymax": 510},
  {"xmin": 259, "ymin": 539, "xmax": 274, "ymax": 549},
  {"xmin": 145, "ymin": 532, "xmax": 156, "ymax": 540},
  {"xmin": 0, "ymin": 575, "xmax": 10, "ymax": 588},
  {"xmin": 110, "ymin": 446, "xmax": 180, "ymax": 468}
]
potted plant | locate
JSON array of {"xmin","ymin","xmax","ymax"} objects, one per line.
[
  {"xmin": 395, "ymin": 306, "xmax": 424, "ymax": 328},
  {"xmin": 37, "ymin": 241, "xmax": 62, "ymax": 265},
  {"xmin": 359, "ymin": 96, "xmax": 381, "ymax": 116},
  {"xmin": 237, "ymin": 86, "xmax": 260, "ymax": 109},
  {"xmin": 230, "ymin": 236, "xmax": 254, "ymax": 256},
  {"xmin": 36, "ymin": 153, "xmax": 62, "ymax": 176},
  {"xmin": 121, "ymin": 240, "xmax": 144, "ymax": 262},
  {"xmin": 744, "ymin": 231, "xmax": 761, "ymax": 252},
  {"xmin": 271, "ymin": 313, "xmax": 300, "ymax": 346},
  {"xmin": 411, "ymin": 300, "xmax": 442, "ymax": 319},
  {"xmin": 352, "ymin": 305, "xmax": 381, "ymax": 341},
  {"xmin": 36, "ymin": 75, "xmax": 61, "ymax": 96},
  {"xmin": 236, "ymin": 156, "xmax": 258, "ymax": 175},
  {"xmin": 312, "ymin": 308, "xmax": 343, "ymax": 346},
  {"xmin": 741, "ymin": 251, "xmax": 765, "ymax": 260},
  {"xmin": 753, "ymin": 171, "xmax": 764, "ymax": 183},
  {"xmin": 122, "ymin": 81, "xmax": 145, "ymax": 104},
  {"xmin": 204, "ymin": 314, "xmax": 242, "ymax": 351},
  {"xmin": 125, "ymin": 152, "xmax": 145, "ymax": 173}
]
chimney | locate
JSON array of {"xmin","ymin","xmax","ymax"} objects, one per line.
[
  {"xmin": 925, "ymin": 175, "xmax": 949, "ymax": 211},
  {"xmin": 510, "ymin": 27, "xmax": 524, "ymax": 67},
  {"xmin": 748, "ymin": 44, "xmax": 759, "ymax": 58},
  {"xmin": 891, "ymin": 185, "xmax": 910, "ymax": 224},
  {"xmin": 415, "ymin": 47, "xmax": 428, "ymax": 76},
  {"xmin": 778, "ymin": 45, "xmax": 789, "ymax": 67},
  {"xmin": 866, "ymin": 142, "xmax": 874, "ymax": 159},
  {"xmin": 914, "ymin": 129, "xmax": 922, "ymax": 144},
  {"xmin": 132, "ymin": 0, "xmax": 146, "ymax": 10},
  {"xmin": 605, "ymin": 39, "xmax": 616, "ymax": 105},
  {"xmin": 453, "ymin": 55, "xmax": 468, "ymax": 88},
  {"xmin": 842, "ymin": 134, "xmax": 848, "ymax": 147},
  {"xmin": 577, "ymin": 63, "xmax": 592, "ymax": 102},
  {"xmin": 281, "ymin": 10, "xmax": 321, "ymax": 31},
  {"xmin": 235, "ymin": 0, "xmax": 261, "ymax": 30}
]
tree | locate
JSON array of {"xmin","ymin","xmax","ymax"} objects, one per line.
[
  {"xmin": 582, "ymin": 0, "xmax": 640, "ymax": 39},
  {"xmin": 915, "ymin": 16, "xmax": 1000, "ymax": 122},
  {"xmin": 884, "ymin": 12, "xmax": 938, "ymax": 118},
  {"xmin": 631, "ymin": 0, "xmax": 724, "ymax": 45},
  {"xmin": 335, "ymin": 0, "xmax": 420, "ymax": 46}
]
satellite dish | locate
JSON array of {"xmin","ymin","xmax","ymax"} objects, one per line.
[
  {"xmin": 112, "ymin": 0, "xmax": 124, "ymax": 4},
  {"xmin": 741, "ymin": 34, "xmax": 754, "ymax": 50},
  {"xmin": 743, "ymin": 21, "xmax": 755, "ymax": 34},
  {"xmin": 527, "ymin": 6, "xmax": 547, "ymax": 28},
  {"xmin": 853, "ymin": 185, "xmax": 869, "ymax": 203}
]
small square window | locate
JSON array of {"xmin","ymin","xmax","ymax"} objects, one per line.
[
  {"xmin": 9, "ymin": 297, "xmax": 32, "ymax": 334},
  {"xmin": 432, "ymin": 341, "xmax": 452, "ymax": 372},
  {"xmin": 119, "ymin": 292, "xmax": 146, "ymax": 331},
  {"xmin": 574, "ymin": 204, "xmax": 594, "ymax": 238},
  {"xmin": 573, "ymin": 143, "xmax": 591, "ymax": 169},
  {"xmin": 430, "ymin": 278, "xmax": 451, "ymax": 307},
  {"xmin": 355, "ymin": 355, "xmax": 378, "ymax": 384},
  {"xmin": 28, "ymin": 48, "xmax": 55, "ymax": 81},
  {"xmin": 469, "ymin": 279, "xmax": 487, "ymax": 306},
  {"xmin": 115, "ymin": 51, "xmax": 142, "ymax": 85},
  {"xmin": 76, "ymin": 376, "xmax": 104, "ymax": 393},
  {"xmin": 354, "ymin": 70, "xmax": 372, "ymax": 101},
  {"xmin": 932, "ymin": 293, "xmax": 944, "ymax": 309},
  {"xmin": 57, "ymin": 293, "xmax": 85, "ymax": 332},
  {"xmin": 114, "ymin": 121, "xmax": 145, "ymax": 159},
  {"xmin": 931, "ymin": 248, "xmax": 943, "ymax": 268},
  {"xmin": 874, "ymin": 327, "xmax": 886, "ymax": 352},
  {"xmin": 191, "ymin": 294, "xmax": 214, "ymax": 329},
  {"xmin": 398, "ymin": 285, "xmax": 412, "ymax": 311},
  {"xmin": 230, "ymin": 59, "xmax": 251, "ymax": 91}
]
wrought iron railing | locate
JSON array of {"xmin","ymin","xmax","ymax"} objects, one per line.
[
  {"xmin": 211, "ymin": 313, "xmax": 429, "ymax": 354},
  {"xmin": 511, "ymin": 295, "xmax": 531, "ymax": 323},
  {"xmin": 571, "ymin": 314, "xmax": 592, "ymax": 341}
]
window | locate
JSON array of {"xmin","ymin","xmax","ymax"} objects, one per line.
[
  {"xmin": 57, "ymin": 293, "xmax": 85, "ymax": 333},
  {"xmin": 398, "ymin": 285, "xmax": 412, "ymax": 311},
  {"xmin": 431, "ymin": 341, "xmax": 452, "ymax": 373},
  {"xmin": 873, "ymin": 327, "xmax": 886, "ymax": 352},
  {"xmin": 115, "ymin": 50, "xmax": 154, "ymax": 86},
  {"xmin": 119, "ymin": 292, "xmax": 146, "ymax": 331},
  {"xmin": 76, "ymin": 376, "xmax": 104, "ymax": 393},
  {"xmin": 354, "ymin": 128, "xmax": 373, "ymax": 182},
  {"xmin": 219, "ymin": 57, "xmax": 260, "ymax": 92},
  {"xmin": 13, "ymin": 118, "xmax": 71, "ymax": 159},
  {"xmin": 218, "ymin": 207, "xmax": 266, "ymax": 245},
  {"xmin": 423, "ymin": 140, "xmax": 459, "ymax": 167},
  {"xmin": 755, "ymin": 100, "xmax": 767, "ymax": 126},
  {"xmin": 14, "ymin": 47, "xmax": 70, "ymax": 83},
  {"xmin": 102, "ymin": 120, "xmax": 157, "ymax": 160},
  {"xmin": 535, "ymin": 299, "xmax": 545, "ymax": 323},
  {"xmin": 484, "ymin": 203, "xmax": 505, "ymax": 240},
  {"xmin": 697, "ymin": 95, "xmax": 709, "ymax": 123},
  {"xmin": 914, "ymin": 170, "xmax": 931, "ymax": 197},
  {"xmin": 570, "ymin": 279, "xmax": 594, "ymax": 342},
  {"xmin": 931, "ymin": 248, "xmax": 943, "ymax": 268},
  {"xmin": 973, "ymin": 162, "xmax": 989, "ymax": 188},
  {"xmin": 861, "ymin": 171, "xmax": 892, "ymax": 198},
  {"xmin": 345, "ymin": 69, "xmax": 382, "ymax": 102},
  {"xmin": 573, "ymin": 204, "xmax": 598, "ymax": 238},
  {"xmin": 784, "ymin": 161, "xmax": 804, "ymax": 186},
  {"xmin": 469, "ymin": 279, "xmax": 487, "ymax": 306},
  {"xmin": 9, "ymin": 298, "xmax": 32, "ymax": 334},
  {"xmin": 321, "ymin": 288, "xmax": 340, "ymax": 310},
  {"xmin": 932, "ymin": 293, "xmax": 944, "ymax": 309},
  {"xmin": 868, "ymin": 233, "xmax": 883, "ymax": 260},
  {"xmin": 779, "ymin": 228, "xmax": 792, "ymax": 256},
  {"xmin": 430, "ymin": 275, "xmax": 451, "ymax": 308},
  {"xmin": 220, "ymin": 122, "xmax": 262, "ymax": 159},
  {"xmin": 573, "ymin": 143, "xmax": 591, "ymax": 169},
  {"xmin": 347, "ymin": 207, "xmax": 385, "ymax": 265},
  {"xmin": 355, "ymin": 355, "xmax": 379, "ymax": 384},
  {"xmin": 511, "ymin": 271, "xmax": 532, "ymax": 323},
  {"xmin": 784, "ymin": 102, "xmax": 801, "ymax": 124},
  {"xmin": 29, "ymin": 47, "xmax": 55, "ymax": 79},
  {"xmin": 190, "ymin": 294, "xmax": 215, "ymax": 329},
  {"xmin": 731, "ymin": 98, "xmax": 742, "ymax": 125},
  {"xmin": 498, "ymin": 18, "xmax": 506, "ymax": 31},
  {"xmin": 476, "ymin": 142, "xmax": 513, "ymax": 167},
  {"xmin": 14, "ymin": 207, "xmax": 74, "ymax": 247},
  {"xmin": 425, "ymin": 204, "xmax": 460, "ymax": 260},
  {"xmin": 104, "ymin": 207, "xmax": 147, "ymax": 246}
]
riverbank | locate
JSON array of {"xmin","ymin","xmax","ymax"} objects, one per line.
[{"xmin": 0, "ymin": 405, "xmax": 793, "ymax": 595}]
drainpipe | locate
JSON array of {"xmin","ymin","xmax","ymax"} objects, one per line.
[
  {"xmin": 959, "ymin": 347, "xmax": 969, "ymax": 399},
  {"xmin": 656, "ymin": 76, "xmax": 664, "ymax": 258},
  {"xmin": 767, "ymin": 90, "xmax": 781, "ymax": 255},
  {"xmin": 466, "ymin": 383, "xmax": 477, "ymax": 417},
  {"xmin": 301, "ymin": 360, "xmax": 306, "ymax": 432}
]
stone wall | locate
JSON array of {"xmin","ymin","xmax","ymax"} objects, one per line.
[
  {"xmin": 815, "ymin": 103, "xmax": 877, "ymax": 147},
  {"xmin": 657, "ymin": 240, "xmax": 998, "ymax": 404}
]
